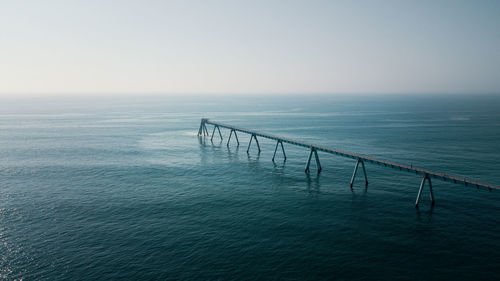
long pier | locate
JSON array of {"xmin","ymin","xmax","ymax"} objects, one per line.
[{"xmin": 198, "ymin": 118, "xmax": 499, "ymax": 207}]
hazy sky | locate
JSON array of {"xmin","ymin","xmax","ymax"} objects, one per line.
[{"xmin": 1, "ymin": 0, "xmax": 499, "ymax": 95}]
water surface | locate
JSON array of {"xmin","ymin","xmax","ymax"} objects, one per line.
[{"xmin": 1, "ymin": 95, "xmax": 499, "ymax": 280}]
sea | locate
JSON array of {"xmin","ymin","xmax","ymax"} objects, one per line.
[{"xmin": 1, "ymin": 94, "xmax": 499, "ymax": 280}]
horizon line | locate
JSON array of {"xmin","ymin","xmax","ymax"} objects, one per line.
[{"xmin": 2, "ymin": 92, "xmax": 500, "ymax": 98}]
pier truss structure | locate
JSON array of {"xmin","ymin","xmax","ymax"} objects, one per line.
[{"xmin": 198, "ymin": 118, "xmax": 499, "ymax": 207}]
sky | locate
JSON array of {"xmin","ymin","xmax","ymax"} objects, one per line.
[{"xmin": 1, "ymin": 0, "xmax": 499, "ymax": 96}]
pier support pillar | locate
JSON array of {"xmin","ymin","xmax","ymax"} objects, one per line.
[
  {"xmin": 305, "ymin": 147, "xmax": 322, "ymax": 174},
  {"xmin": 227, "ymin": 129, "xmax": 240, "ymax": 147},
  {"xmin": 247, "ymin": 134, "xmax": 261, "ymax": 154},
  {"xmin": 203, "ymin": 123, "xmax": 209, "ymax": 136},
  {"xmin": 272, "ymin": 140, "xmax": 286, "ymax": 162},
  {"xmin": 198, "ymin": 118, "xmax": 210, "ymax": 136},
  {"xmin": 350, "ymin": 158, "xmax": 368, "ymax": 188},
  {"xmin": 211, "ymin": 125, "xmax": 223, "ymax": 141},
  {"xmin": 211, "ymin": 125, "xmax": 216, "ymax": 140},
  {"xmin": 415, "ymin": 173, "xmax": 435, "ymax": 208}
]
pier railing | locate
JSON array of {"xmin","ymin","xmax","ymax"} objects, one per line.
[{"xmin": 198, "ymin": 118, "xmax": 499, "ymax": 207}]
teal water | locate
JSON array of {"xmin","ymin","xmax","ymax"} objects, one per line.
[{"xmin": 1, "ymin": 95, "xmax": 499, "ymax": 280}]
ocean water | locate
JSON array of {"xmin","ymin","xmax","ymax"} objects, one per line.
[{"xmin": 1, "ymin": 94, "xmax": 499, "ymax": 280}]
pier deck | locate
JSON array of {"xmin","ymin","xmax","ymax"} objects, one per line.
[{"xmin": 198, "ymin": 118, "xmax": 498, "ymax": 207}]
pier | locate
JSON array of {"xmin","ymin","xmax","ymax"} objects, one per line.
[{"xmin": 198, "ymin": 118, "xmax": 499, "ymax": 207}]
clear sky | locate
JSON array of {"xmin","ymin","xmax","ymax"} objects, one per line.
[{"xmin": 1, "ymin": 0, "xmax": 499, "ymax": 96}]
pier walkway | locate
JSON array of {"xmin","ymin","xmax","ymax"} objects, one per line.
[{"xmin": 198, "ymin": 118, "xmax": 499, "ymax": 207}]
